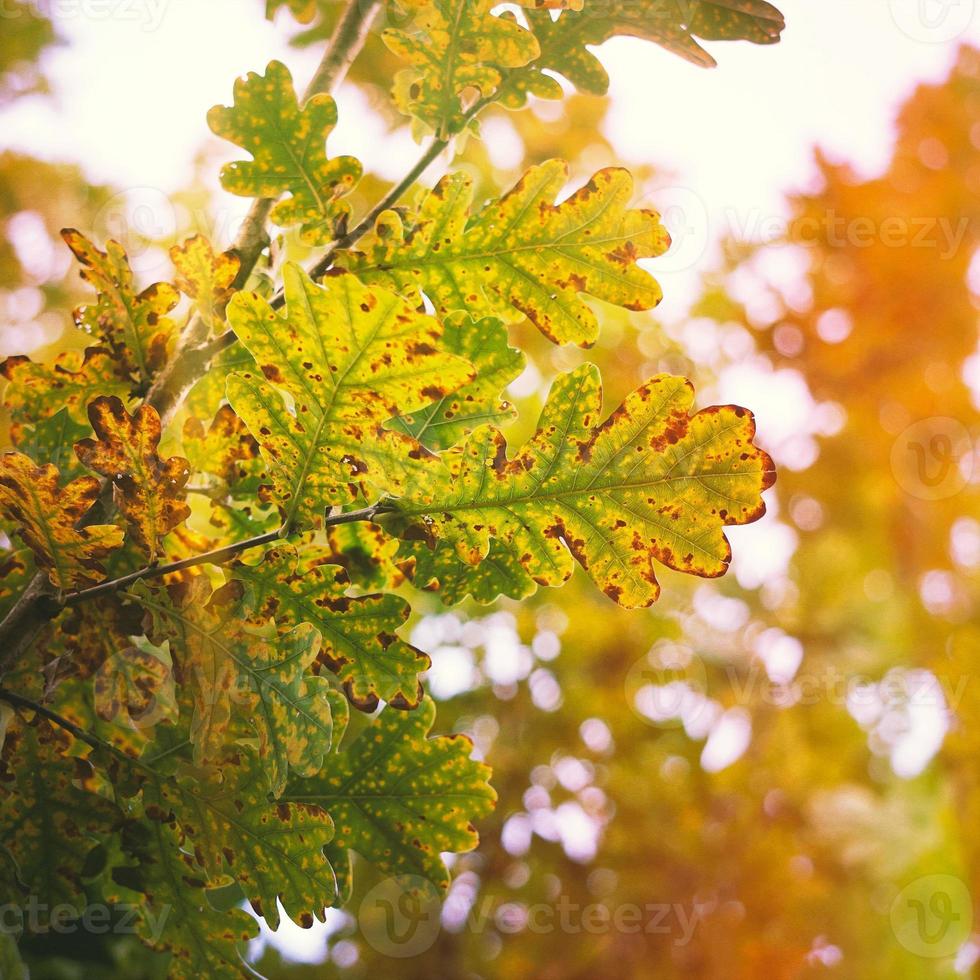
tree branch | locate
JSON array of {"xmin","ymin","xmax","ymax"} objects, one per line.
[
  {"xmin": 0, "ymin": 687, "xmax": 108, "ymax": 756},
  {"xmin": 61, "ymin": 502, "xmax": 393, "ymax": 608},
  {"xmin": 0, "ymin": 0, "xmax": 382, "ymax": 670}
]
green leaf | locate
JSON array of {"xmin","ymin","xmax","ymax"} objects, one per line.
[
  {"xmin": 285, "ymin": 697, "xmax": 496, "ymax": 900},
  {"xmin": 340, "ymin": 160, "xmax": 670, "ymax": 346},
  {"xmin": 0, "ymin": 932, "xmax": 27, "ymax": 980},
  {"xmin": 184, "ymin": 342, "xmax": 255, "ymax": 418},
  {"xmin": 324, "ymin": 520, "xmax": 405, "ymax": 592},
  {"xmin": 225, "ymin": 263, "xmax": 473, "ymax": 529},
  {"xmin": 181, "ymin": 404, "xmax": 265, "ymax": 495},
  {"xmin": 149, "ymin": 752, "xmax": 337, "ymax": 929},
  {"xmin": 62, "ymin": 229, "xmax": 179, "ymax": 388},
  {"xmin": 0, "ymin": 721, "xmax": 122, "ymax": 905},
  {"xmin": 234, "ymin": 541, "xmax": 430, "ymax": 710},
  {"xmin": 207, "ymin": 60, "xmax": 362, "ymax": 245},
  {"xmin": 108, "ymin": 815, "xmax": 257, "ymax": 979},
  {"xmin": 388, "ymin": 364, "xmax": 776, "ymax": 608},
  {"xmin": 12, "ymin": 406, "xmax": 90, "ymax": 480},
  {"xmin": 505, "ymin": 0, "xmax": 786, "ymax": 104},
  {"xmin": 399, "ymin": 536, "xmax": 536, "ymax": 605},
  {"xmin": 0, "ymin": 452, "xmax": 124, "ymax": 589},
  {"xmin": 136, "ymin": 579, "xmax": 336, "ymax": 795},
  {"xmin": 388, "ymin": 313, "xmax": 525, "ymax": 451},
  {"xmin": 383, "ymin": 0, "xmax": 540, "ymax": 138}
]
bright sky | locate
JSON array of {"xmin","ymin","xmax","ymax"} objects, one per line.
[{"xmin": 2, "ymin": 0, "xmax": 978, "ymax": 319}]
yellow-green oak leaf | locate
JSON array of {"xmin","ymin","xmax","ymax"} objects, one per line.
[
  {"xmin": 389, "ymin": 363, "xmax": 776, "ymax": 608},
  {"xmin": 208, "ymin": 60, "xmax": 362, "ymax": 245},
  {"xmin": 225, "ymin": 263, "xmax": 473, "ymax": 530},
  {"xmin": 339, "ymin": 160, "xmax": 670, "ymax": 347}
]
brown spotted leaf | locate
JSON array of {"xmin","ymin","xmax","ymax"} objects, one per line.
[
  {"xmin": 207, "ymin": 60, "xmax": 362, "ymax": 245},
  {"xmin": 388, "ymin": 313, "xmax": 525, "ymax": 451},
  {"xmin": 382, "ymin": 0, "xmax": 539, "ymax": 138},
  {"xmin": 388, "ymin": 363, "xmax": 776, "ymax": 608},
  {"xmin": 0, "ymin": 721, "xmax": 122, "ymax": 906},
  {"xmin": 181, "ymin": 404, "xmax": 264, "ymax": 493},
  {"xmin": 170, "ymin": 235, "xmax": 240, "ymax": 332},
  {"xmin": 93, "ymin": 636, "xmax": 177, "ymax": 733},
  {"xmin": 75, "ymin": 396, "xmax": 191, "ymax": 561},
  {"xmin": 398, "ymin": 536, "xmax": 536, "ymax": 605},
  {"xmin": 234, "ymin": 541, "xmax": 429, "ymax": 710},
  {"xmin": 148, "ymin": 752, "xmax": 337, "ymax": 930},
  {"xmin": 225, "ymin": 263, "xmax": 473, "ymax": 530},
  {"xmin": 1, "ymin": 347, "xmax": 128, "ymax": 432},
  {"xmin": 135, "ymin": 579, "xmax": 336, "ymax": 795},
  {"xmin": 503, "ymin": 0, "xmax": 786, "ymax": 107},
  {"xmin": 0, "ymin": 452, "xmax": 123, "ymax": 589},
  {"xmin": 284, "ymin": 697, "xmax": 496, "ymax": 900},
  {"xmin": 339, "ymin": 160, "xmax": 670, "ymax": 346},
  {"xmin": 107, "ymin": 815, "xmax": 257, "ymax": 978},
  {"xmin": 62, "ymin": 229, "xmax": 179, "ymax": 388},
  {"xmin": 324, "ymin": 520, "xmax": 405, "ymax": 592}
]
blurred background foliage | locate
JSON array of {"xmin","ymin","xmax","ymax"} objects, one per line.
[{"xmin": 3, "ymin": 2, "xmax": 980, "ymax": 978}]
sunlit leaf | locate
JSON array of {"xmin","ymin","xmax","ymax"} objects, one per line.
[
  {"xmin": 234, "ymin": 541, "xmax": 429, "ymax": 710},
  {"xmin": 170, "ymin": 235, "xmax": 240, "ymax": 332},
  {"xmin": 207, "ymin": 60, "xmax": 362, "ymax": 244},
  {"xmin": 389, "ymin": 364, "xmax": 775, "ymax": 607},
  {"xmin": 388, "ymin": 313, "xmax": 525, "ymax": 450},
  {"xmin": 150, "ymin": 751, "xmax": 337, "ymax": 929},
  {"xmin": 399, "ymin": 536, "xmax": 536, "ymax": 605},
  {"xmin": 226, "ymin": 263, "xmax": 473, "ymax": 529},
  {"xmin": 285, "ymin": 697, "xmax": 496, "ymax": 899},
  {"xmin": 383, "ymin": 0, "xmax": 539, "ymax": 137},
  {"xmin": 62, "ymin": 229, "xmax": 179, "ymax": 388},
  {"xmin": 340, "ymin": 160, "xmax": 669, "ymax": 346},
  {"xmin": 1, "ymin": 347, "xmax": 128, "ymax": 431}
]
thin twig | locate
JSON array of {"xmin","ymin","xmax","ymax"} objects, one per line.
[
  {"xmin": 61, "ymin": 502, "xmax": 391, "ymax": 608},
  {"xmin": 0, "ymin": 687, "xmax": 107, "ymax": 756}
]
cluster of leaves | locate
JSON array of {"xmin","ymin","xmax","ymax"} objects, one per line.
[{"xmin": 0, "ymin": 0, "xmax": 782, "ymax": 975}]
